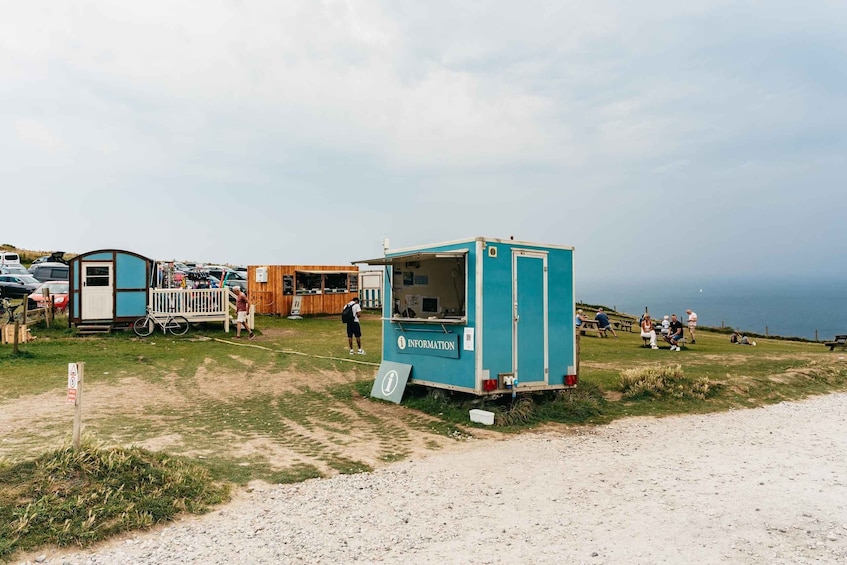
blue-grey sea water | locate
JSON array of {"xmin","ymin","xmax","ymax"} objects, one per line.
[{"xmin": 577, "ymin": 275, "xmax": 847, "ymax": 341}]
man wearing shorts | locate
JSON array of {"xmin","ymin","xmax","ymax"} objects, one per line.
[
  {"xmin": 594, "ymin": 308, "xmax": 618, "ymax": 338},
  {"xmin": 663, "ymin": 314, "xmax": 684, "ymax": 351},
  {"xmin": 233, "ymin": 286, "xmax": 254, "ymax": 339},
  {"xmin": 686, "ymin": 309, "xmax": 698, "ymax": 344},
  {"xmin": 346, "ymin": 297, "xmax": 364, "ymax": 354}
]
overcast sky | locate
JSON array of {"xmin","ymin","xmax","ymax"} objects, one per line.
[{"xmin": 2, "ymin": 1, "xmax": 844, "ymax": 283}]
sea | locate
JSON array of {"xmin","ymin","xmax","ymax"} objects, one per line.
[{"xmin": 576, "ymin": 275, "xmax": 847, "ymax": 341}]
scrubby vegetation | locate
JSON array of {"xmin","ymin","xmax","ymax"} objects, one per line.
[
  {"xmin": 0, "ymin": 442, "xmax": 229, "ymax": 560},
  {"xmin": 619, "ymin": 364, "xmax": 720, "ymax": 400}
]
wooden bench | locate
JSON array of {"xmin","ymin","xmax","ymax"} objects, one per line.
[
  {"xmin": 640, "ymin": 335, "xmax": 686, "ymax": 349},
  {"xmin": 659, "ymin": 335, "xmax": 687, "ymax": 349},
  {"xmin": 615, "ymin": 320, "xmax": 634, "ymax": 332},
  {"xmin": 577, "ymin": 319, "xmax": 606, "ymax": 337},
  {"xmin": 824, "ymin": 334, "xmax": 847, "ymax": 351}
]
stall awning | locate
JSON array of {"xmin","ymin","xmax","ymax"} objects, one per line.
[
  {"xmin": 295, "ymin": 269, "xmax": 359, "ymax": 274},
  {"xmin": 352, "ymin": 250, "xmax": 467, "ymax": 265}
]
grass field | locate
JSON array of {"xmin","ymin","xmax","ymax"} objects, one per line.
[
  {"xmin": 2, "ymin": 310, "xmax": 845, "ymax": 472},
  {"xmin": 1, "ymin": 309, "xmax": 846, "ymax": 559}
]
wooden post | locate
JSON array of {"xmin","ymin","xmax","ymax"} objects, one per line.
[
  {"xmin": 73, "ymin": 362, "xmax": 84, "ymax": 450},
  {"xmin": 45, "ymin": 288, "xmax": 53, "ymax": 328},
  {"xmin": 575, "ymin": 332, "xmax": 581, "ymax": 376},
  {"xmin": 765, "ymin": 326, "xmax": 769, "ymax": 337},
  {"xmin": 12, "ymin": 319, "xmax": 19, "ymax": 354},
  {"xmin": 815, "ymin": 330, "xmax": 819, "ymax": 342}
]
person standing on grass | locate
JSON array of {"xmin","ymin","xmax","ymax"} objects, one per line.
[
  {"xmin": 346, "ymin": 297, "xmax": 365, "ymax": 354},
  {"xmin": 641, "ymin": 313, "xmax": 659, "ymax": 349},
  {"xmin": 233, "ymin": 286, "xmax": 254, "ymax": 340},
  {"xmin": 686, "ymin": 309, "xmax": 698, "ymax": 344},
  {"xmin": 594, "ymin": 308, "xmax": 618, "ymax": 338}
]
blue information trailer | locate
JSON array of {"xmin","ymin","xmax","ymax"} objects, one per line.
[{"xmin": 356, "ymin": 237, "xmax": 578, "ymax": 396}]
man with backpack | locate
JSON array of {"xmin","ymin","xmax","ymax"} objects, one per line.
[{"xmin": 343, "ymin": 297, "xmax": 364, "ymax": 355}]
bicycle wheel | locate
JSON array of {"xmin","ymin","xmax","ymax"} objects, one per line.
[
  {"xmin": 167, "ymin": 316, "xmax": 190, "ymax": 335},
  {"xmin": 133, "ymin": 316, "xmax": 155, "ymax": 337}
]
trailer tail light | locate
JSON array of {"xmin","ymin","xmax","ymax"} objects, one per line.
[
  {"xmin": 565, "ymin": 374, "xmax": 578, "ymax": 387},
  {"xmin": 482, "ymin": 378, "xmax": 498, "ymax": 392}
]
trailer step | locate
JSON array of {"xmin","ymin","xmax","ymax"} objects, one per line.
[{"xmin": 76, "ymin": 324, "xmax": 113, "ymax": 334}]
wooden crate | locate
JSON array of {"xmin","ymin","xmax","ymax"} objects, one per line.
[{"xmin": 1, "ymin": 324, "xmax": 32, "ymax": 344}]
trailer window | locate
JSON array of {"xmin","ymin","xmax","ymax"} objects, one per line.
[{"xmin": 389, "ymin": 255, "xmax": 466, "ymax": 321}]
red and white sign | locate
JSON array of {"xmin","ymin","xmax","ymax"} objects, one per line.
[{"xmin": 67, "ymin": 363, "xmax": 78, "ymax": 404}]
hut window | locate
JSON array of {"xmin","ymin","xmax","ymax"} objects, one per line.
[
  {"xmin": 295, "ymin": 272, "xmax": 322, "ymax": 294},
  {"xmin": 323, "ymin": 273, "xmax": 348, "ymax": 294}
]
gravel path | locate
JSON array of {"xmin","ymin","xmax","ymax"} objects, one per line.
[{"xmin": 19, "ymin": 393, "xmax": 847, "ymax": 565}]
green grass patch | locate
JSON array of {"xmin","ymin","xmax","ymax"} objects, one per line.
[{"xmin": 0, "ymin": 441, "xmax": 229, "ymax": 560}]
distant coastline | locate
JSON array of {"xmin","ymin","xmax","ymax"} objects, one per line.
[{"xmin": 577, "ymin": 275, "xmax": 847, "ymax": 341}]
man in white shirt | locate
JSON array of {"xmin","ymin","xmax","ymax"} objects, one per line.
[
  {"xmin": 686, "ymin": 309, "xmax": 698, "ymax": 344},
  {"xmin": 346, "ymin": 297, "xmax": 365, "ymax": 355}
]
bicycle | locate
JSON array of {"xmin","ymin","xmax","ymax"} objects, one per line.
[
  {"xmin": 0, "ymin": 297, "xmax": 22, "ymax": 324},
  {"xmin": 132, "ymin": 307, "xmax": 190, "ymax": 337}
]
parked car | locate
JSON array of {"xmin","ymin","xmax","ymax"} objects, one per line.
[
  {"xmin": 225, "ymin": 271, "xmax": 248, "ymax": 289},
  {"xmin": 27, "ymin": 280, "xmax": 70, "ymax": 312},
  {"xmin": 0, "ymin": 274, "xmax": 41, "ymax": 299},
  {"xmin": 29, "ymin": 262, "xmax": 69, "ymax": 282},
  {"xmin": 0, "ymin": 251, "xmax": 22, "ymax": 265},
  {"xmin": 0, "ymin": 265, "xmax": 30, "ymax": 276},
  {"xmin": 204, "ymin": 267, "xmax": 247, "ymax": 289},
  {"xmin": 31, "ymin": 251, "xmax": 68, "ymax": 266}
]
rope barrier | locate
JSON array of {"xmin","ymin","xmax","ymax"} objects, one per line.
[{"xmin": 211, "ymin": 337, "xmax": 381, "ymax": 367}]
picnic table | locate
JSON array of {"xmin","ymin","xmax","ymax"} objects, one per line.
[
  {"xmin": 578, "ymin": 319, "xmax": 606, "ymax": 337},
  {"xmin": 615, "ymin": 320, "xmax": 634, "ymax": 332},
  {"xmin": 824, "ymin": 334, "xmax": 847, "ymax": 351}
]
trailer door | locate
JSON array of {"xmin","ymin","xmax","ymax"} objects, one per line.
[
  {"xmin": 81, "ymin": 262, "xmax": 113, "ymax": 320},
  {"xmin": 512, "ymin": 250, "xmax": 548, "ymax": 385}
]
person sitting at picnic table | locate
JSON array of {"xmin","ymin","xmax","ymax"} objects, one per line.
[
  {"xmin": 660, "ymin": 315, "xmax": 670, "ymax": 336},
  {"xmin": 640, "ymin": 313, "xmax": 659, "ymax": 349},
  {"xmin": 575, "ymin": 309, "xmax": 588, "ymax": 327},
  {"xmin": 663, "ymin": 313, "xmax": 684, "ymax": 351},
  {"xmin": 595, "ymin": 308, "xmax": 618, "ymax": 338},
  {"xmin": 730, "ymin": 331, "xmax": 756, "ymax": 346}
]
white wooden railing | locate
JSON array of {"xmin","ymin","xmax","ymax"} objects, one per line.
[{"xmin": 149, "ymin": 288, "xmax": 256, "ymax": 332}]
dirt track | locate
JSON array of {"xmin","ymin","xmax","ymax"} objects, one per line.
[{"xmin": 16, "ymin": 392, "xmax": 847, "ymax": 564}]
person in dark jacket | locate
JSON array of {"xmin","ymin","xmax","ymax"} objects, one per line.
[{"xmin": 594, "ymin": 308, "xmax": 618, "ymax": 338}]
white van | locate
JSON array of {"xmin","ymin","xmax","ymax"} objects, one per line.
[{"xmin": 0, "ymin": 251, "xmax": 22, "ymax": 266}]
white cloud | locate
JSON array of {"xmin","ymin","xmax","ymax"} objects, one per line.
[
  {"xmin": 14, "ymin": 119, "xmax": 66, "ymax": 152},
  {"xmin": 0, "ymin": 0, "xmax": 844, "ymax": 278}
]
